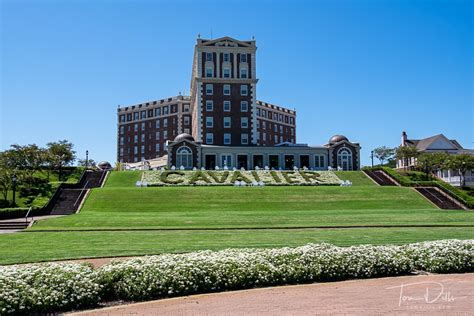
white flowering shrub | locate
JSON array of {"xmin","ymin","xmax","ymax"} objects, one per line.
[
  {"xmin": 141, "ymin": 170, "xmax": 342, "ymax": 186},
  {"xmin": 0, "ymin": 240, "xmax": 472, "ymax": 314},
  {"xmin": 0, "ymin": 263, "xmax": 101, "ymax": 315},
  {"xmin": 402, "ymin": 239, "xmax": 473, "ymax": 273}
]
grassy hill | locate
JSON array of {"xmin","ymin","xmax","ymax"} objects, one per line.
[{"xmin": 0, "ymin": 170, "xmax": 472, "ymax": 265}]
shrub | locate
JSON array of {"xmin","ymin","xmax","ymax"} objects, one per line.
[{"xmin": 1, "ymin": 240, "xmax": 472, "ymax": 314}]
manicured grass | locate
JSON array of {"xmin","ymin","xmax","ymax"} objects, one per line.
[
  {"xmin": 104, "ymin": 170, "xmax": 142, "ymax": 187},
  {"xmin": 333, "ymin": 171, "xmax": 375, "ymax": 186},
  {"xmin": 1, "ymin": 171, "xmax": 472, "ymax": 265},
  {"xmin": 30, "ymin": 186, "xmax": 471, "ymax": 230}
]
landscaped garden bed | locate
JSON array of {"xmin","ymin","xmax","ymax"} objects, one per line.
[
  {"xmin": 1, "ymin": 240, "xmax": 472, "ymax": 315},
  {"xmin": 141, "ymin": 170, "xmax": 342, "ymax": 186}
]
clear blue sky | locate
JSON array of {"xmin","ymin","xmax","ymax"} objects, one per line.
[{"xmin": 1, "ymin": 0, "xmax": 472, "ymax": 166}]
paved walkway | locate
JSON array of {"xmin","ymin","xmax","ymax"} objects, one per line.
[{"xmin": 70, "ymin": 273, "xmax": 473, "ymax": 315}]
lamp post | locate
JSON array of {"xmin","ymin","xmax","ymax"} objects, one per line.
[
  {"xmin": 86, "ymin": 150, "xmax": 89, "ymax": 170},
  {"xmin": 371, "ymin": 150, "xmax": 374, "ymax": 168},
  {"xmin": 12, "ymin": 173, "xmax": 17, "ymax": 206}
]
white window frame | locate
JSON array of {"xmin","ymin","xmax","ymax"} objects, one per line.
[
  {"xmin": 240, "ymin": 68, "xmax": 248, "ymax": 79},
  {"xmin": 240, "ymin": 101, "xmax": 248, "ymax": 112},
  {"xmin": 224, "ymin": 133, "xmax": 231, "ymax": 145},
  {"xmin": 241, "ymin": 133, "xmax": 249, "ymax": 145},
  {"xmin": 241, "ymin": 117, "xmax": 248, "ymax": 128},
  {"xmin": 223, "ymin": 117, "xmax": 231, "ymax": 128},
  {"xmin": 240, "ymin": 85, "xmax": 248, "ymax": 96},
  {"xmin": 223, "ymin": 84, "xmax": 231, "ymax": 95},
  {"xmin": 206, "ymin": 67, "xmax": 213, "ymax": 78},
  {"xmin": 206, "ymin": 117, "xmax": 213, "ymax": 128},
  {"xmin": 206, "ymin": 133, "xmax": 214, "ymax": 144},
  {"xmin": 223, "ymin": 101, "xmax": 231, "ymax": 112},
  {"xmin": 206, "ymin": 100, "xmax": 213, "ymax": 111},
  {"xmin": 206, "ymin": 84, "xmax": 213, "ymax": 95},
  {"xmin": 223, "ymin": 68, "xmax": 230, "ymax": 78}
]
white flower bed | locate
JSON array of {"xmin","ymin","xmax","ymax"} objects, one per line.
[
  {"xmin": 141, "ymin": 170, "xmax": 342, "ymax": 186},
  {"xmin": 0, "ymin": 240, "xmax": 472, "ymax": 314},
  {"xmin": 0, "ymin": 263, "xmax": 101, "ymax": 315}
]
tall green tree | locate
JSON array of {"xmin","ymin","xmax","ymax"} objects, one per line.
[
  {"xmin": 0, "ymin": 153, "xmax": 14, "ymax": 202},
  {"xmin": 416, "ymin": 152, "xmax": 449, "ymax": 180},
  {"xmin": 46, "ymin": 140, "xmax": 76, "ymax": 181},
  {"xmin": 373, "ymin": 146, "xmax": 395, "ymax": 166},
  {"xmin": 395, "ymin": 146, "xmax": 419, "ymax": 170},
  {"xmin": 447, "ymin": 154, "xmax": 474, "ymax": 187}
]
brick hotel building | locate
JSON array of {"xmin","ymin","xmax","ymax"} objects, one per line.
[{"xmin": 117, "ymin": 36, "xmax": 360, "ymax": 170}]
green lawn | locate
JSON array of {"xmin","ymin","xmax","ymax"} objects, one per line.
[{"xmin": 1, "ymin": 171, "xmax": 472, "ymax": 265}]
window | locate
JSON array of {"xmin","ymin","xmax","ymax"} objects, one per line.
[
  {"xmin": 119, "ymin": 115, "xmax": 125, "ymax": 122},
  {"xmin": 163, "ymin": 130, "xmax": 168, "ymax": 139},
  {"xmin": 241, "ymin": 133, "xmax": 249, "ymax": 145},
  {"xmin": 223, "ymin": 68, "xmax": 230, "ymax": 78},
  {"xmin": 223, "ymin": 101, "xmax": 231, "ymax": 112},
  {"xmin": 176, "ymin": 146, "xmax": 193, "ymax": 169},
  {"xmin": 184, "ymin": 128, "xmax": 190, "ymax": 134},
  {"xmin": 221, "ymin": 154, "xmax": 232, "ymax": 167},
  {"xmin": 274, "ymin": 124, "xmax": 278, "ymax": 132},
  {"xmin": 240, "ymin": 85, "xmax": 248, "ymax": 96},
  {"xmin": 163, "ymin": 106, "xmax": 169, "ymax": 115},
  {"xmin": 206, "ymin": 133, "xmax": 214, "ymax": 144},
  {"xmin": 240, "ymin": 54, "xmax": 247, "ymax": 62},
  {"xmin": 206, "ymin": 84, "xmax": 213, "ymax": 95},
  {"xmin": 184, "ymin": 116, "xmax": 190, "ymax": 125},
  {"xmin": 134, "ymin": 112, "xmax": 139, "ymax": 120},
  {"xmin": 141, "ymin": 111, "xmax": 146, "ymax": 119},
  {"xmin": 223, "ymin": 84, "xmax": 231, "ymax": 95},
  {"xmin": 315, "ymin": 155, "xmax": 325, "ymax": 168},
  {"xmin": 183, "ymin": 104, "xmax": 190, "ymax": 112},
  {"xmin": 262, "ymin": 132, "xmax": 266, "ymax": 141},
  {"xmin": 141, "ymin": 122, "xmax": 145, "ymax": 131},
  {"xmin": 134, "ymin": 123, "xmax": 138, "ymax": 132},
  {"xmin": 223, "ymin": 53, "xmax": 230, "ymax": 62},
  {"xmin": 256, "ymin": 120, "xmax": 260, "ymax": 128},
  {"xmin": 241, "ymin": 117, "xmax": 248, "ymax": 128},
  {"xmin": 290, "ymin": 117, "xmax": 294, "ymax": 124},
  {"xmin": 224, "ymin": 133, "xmax": 231, "ymax": 144},
  {"xmin": 141, "ymin": 134, "xmax": 145, "ymax": 142},
  {"xmin": 206, "ymin": 67, "xmax": 213, "ymax": 78},
  {"xmin": 223, "ymin": 117, "xmax": 231, "ymax": 128},
  {"xmin": 240, "ymin": 68, "xmax": 248, "ymax": 79},
  {"xmin": 337, "ymin": 148, "xmax": 353, "ymax": 171},
  {"xmin": 262, "ymin": 121, "xmax": 266, "ymax": 129},
  {"xmin": 274, "ymin": 135, "xmax": 278, "ymax": 143},
  {"xmin": 155, "ymin": 132, "xmax": 160, "ymax": 140},
  {"xmin": 120, "ymin": 126, "xmax": 124, "ymax": 134},
  {"xmin": 206, "ymin": 117, "xmax": 213, "ymax": 128},
  {"xmin": 120, "ymin": 147, "xmax": 124, "ymax": 155},
  {"xmin": 291, "ymin": 128, "xmax": 294, "ymax": 135},
  {"xmin": 141, "ymin": 145, "xmax": 145, "ymax": 154},
  {"xmin": 206, "ymin": 100, "xmax": 213, "ymax": 111},
  {"xmin": 156, "ymin": 144, "xmax": 160, "ymax": 153},
  {"xmin": 279, "ymin": 125, "xmax": 283, "ymax": 133},
  {"xmin": 156, "ymin": 119, "xmax": 160, "ymax": 128},
  {"xmin": 148, "ymin": 109, "xmax": 153, "ymax": 118},
  {"xmin": 163, "ymin": 118, "xmax": 168, "ymax": 127},
  {"xmin": 155, "ymin": 108, "xmax": 161, "ymax": 117},
  {"xmin": 127, "ymin": 113, "xmax": 132, "ymax": 121},
  {"xmin": 206, "ymin": 52, "xmax": 213, "ymax": 61},
  {"xmin": 134, "ymin": 146, "xmax": 138, "ymax": 155},
  {"xmin": 280, "ymin": 136, "xmax": 283, "ymax": 143},
  {"xmin": 240, "ymin": 101, "xmax": 248, "ymax": 112},
  {"xmin": 120, "ymin": 136, "xmax": 124, "ymax": 145}
]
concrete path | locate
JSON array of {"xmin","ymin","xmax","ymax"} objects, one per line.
[{"xmin": 70, "ymin": 273, "xmax": 473, "ymax": 315}]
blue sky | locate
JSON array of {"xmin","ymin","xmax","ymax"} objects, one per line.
[{"xmin": 1, "ymin": 0, "xmax": 472, "ymax": 166}]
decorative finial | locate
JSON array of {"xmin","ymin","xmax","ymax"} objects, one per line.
[{"xmin": 197, "ymin": 33, "xmax": 201, "ymax": 38}]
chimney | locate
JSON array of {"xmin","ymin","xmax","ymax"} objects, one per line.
[{"xmin": 402, "ymin": 131, "xmax": 407, "ymax": 146}]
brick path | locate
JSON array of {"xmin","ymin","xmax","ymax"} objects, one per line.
[{"xmin": 70, "ymin": 273, "xmax": 473, "ymax": 315}]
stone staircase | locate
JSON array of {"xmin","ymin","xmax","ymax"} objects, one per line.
[
  {"xmin": 0, "ymin": 219, "xmax": 31, "ymax": 231},
  {"xmin": 364, "ymin": 170, "xmax": 398, "ymax": 186},
  {"xmin": 48, "ymin": 170, "xmax": 107, "ymax": 216},
  {"xmin": 415, "ymin": 187, "xmax": 464, "ymax": 210}
]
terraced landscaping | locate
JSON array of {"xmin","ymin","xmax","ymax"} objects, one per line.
[{"xmin": 0, "ymin": 171, "xmax": 472, "ymax": 265}]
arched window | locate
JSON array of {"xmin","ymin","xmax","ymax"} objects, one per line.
[
  {"xmin": 176, "ymin": 146, "xmax": 193, "ymax": 169},
  {"xmin": 337, "ymin": 148, "xmax": 353, "ymax": 171}
]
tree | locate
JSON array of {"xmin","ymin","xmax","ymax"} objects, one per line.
[
  {"xmin": 395, "ymin": 146, "xmax": 419, "ymax": 170},
  {"xmin": 373, "ymin": 146, "xmax": 395, "ymax": 166},
  {"xmin": 416, "ymin": 152, "xmax": 449, "ymax": 180},
  {"xmin": 46, "ymin": 140, "xmax": 76, "ymax": 181},
  {"xmin": 2, "ymin": 144, "xmax": 43, "ymax": 181},
  {"xmin": 447, "ymin": 154, "xmax": 474, "ymax": 187},
  {"xmin": 0, "ymin": 153, "xmax": 14, "ymax": 202}
]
